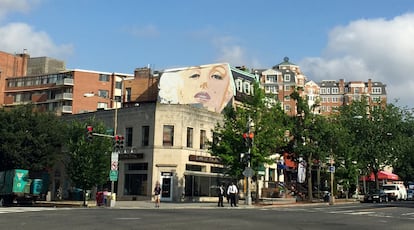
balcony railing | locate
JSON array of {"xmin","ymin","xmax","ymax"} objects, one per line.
[
  {"xmin": 55, "ymin": 93, "xmax": 73, "ymax": 100},
  {"xmin": 56, "ymin": 78, "xmax": 74, "ymax": 86},
  {"xmin": 61, "ymin": 105, "xmax": 73, "ymax": 113}
]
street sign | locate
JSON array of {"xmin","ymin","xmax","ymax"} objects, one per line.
[
  {"xmin": 109, "ymin": 170, "xmax": 118, "ymax": 181},
  {"xmin": 329, "ymin": 166, "xmax": 335, "ymax": 173},
  {"xmin": 257, "ymin": 164, "xmax": 265, "ymax": 175},
  {"xmin": 243, "ymin": 167, "xmax": 255, "ymax": 177},
  {"xmin": 106, "ymin": 128, "xmax": 114, "ymax": 135},
  {"xmin": 111, "ymin": 161, "xmax": 118, "ymax": 170},
  {"xmin": 111, "ymin": 151, "xmax": 119, "ymax": 171}
]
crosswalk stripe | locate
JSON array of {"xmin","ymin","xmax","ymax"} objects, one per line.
[{"xmin": 0, "ymin": 207, "xmax": 67, "ymax": 214}]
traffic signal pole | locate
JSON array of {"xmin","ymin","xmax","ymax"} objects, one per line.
[{"xmin": 110, "ymin": 105, "xmax": 118, "ymax": 208}]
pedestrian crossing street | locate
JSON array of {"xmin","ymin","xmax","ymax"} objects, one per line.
[
  {"xmin": 0, "ymin": 207, "xmax": 72, "ymax": 214},
  {"xmin": 268, "ymin": 205, "xmax": 414, "ymax": 220}
]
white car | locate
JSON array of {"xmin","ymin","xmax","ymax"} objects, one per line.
[{"xmin": 382, "ymin": 184, "xmax": 407, "ymax": 201}]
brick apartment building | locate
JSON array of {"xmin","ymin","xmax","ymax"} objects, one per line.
[{"xmin": 0, "ymin": 50, "xmax": 134, "ymax": 115}]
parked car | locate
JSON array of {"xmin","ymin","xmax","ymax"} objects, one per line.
[
  {"xmin": 382, "ymin": 183, "xmax": 407, "ymax": 201},
  {"xmin": 407, "ymin": 190, "xmax": 414, "ymax": 201},
  {"xmin": 363, "ymin": 189, "xmax": 389, "ymax": 203}
]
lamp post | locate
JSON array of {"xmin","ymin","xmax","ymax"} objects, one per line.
[{"xmin": 329, "ymin": 153, "xmax": 335, "ymax": 205}]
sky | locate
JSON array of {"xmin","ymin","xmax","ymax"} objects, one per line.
[{"xmin": 1, "ymin": 0, "xmax": 414, "ymax": 108}]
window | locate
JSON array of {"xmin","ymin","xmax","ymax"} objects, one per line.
[
  {"xmin": 200, "ymin": 130, "xmax": 207, "ymax": 149},
  {"xmin": 332, "ymin": 87, "xmax": 339, "ymax": 94},
  {"xmin": 372, "ymin": 87, "xmax": 382, "ymax": 94},
  {"xmin": 320, "ymin": 88, "xmax": 326, "ymax": 94},
  {"xmin": 126, "ymin": 88, "xmax": 131, "ymax": 102},
  {"xmin": 125, "ymin": 127, "xmax": 133, "ymax": 147},
  {"xmin": 187, "ymin": 127, "xmax": 193, "ymax": 148},
  {"xmin": 97, "ymin": 102, "xmax": 108, "ymax": 109},
  {"xmin": 284, "ymin": 85, "xmax": 291, "ymax": 91},
  {"xmin": 142, "ymin": 126, "xmax": 149, "ymax": 147},
  {"xmin": 284, "ymin": 74, "xmax": 291, "ymax": 82},
  {"xmin": 265, "ymin": 86, "xmax": 277, "ymax": 94},
  {"xmin": 184, "ymin": 174, "xmax": 231, "ymax": 197},
  {"xmin": 211, "ymin": 167, "xmax": 225, "ymax": 173},
  {"xmin": 127, "ymin": 163, "xmax": 148, "ymax": 170},
  {"xmin": 163, "ymin": 125, "xmax": 174, "ymax": 146},
  {"xmin": 235, "ymin": 79, "xmax": 243, "ymax": 92},
  {"xmin": 99, "ymin": 74, "xmax": 110, "ymax": 82},
  {"xmin": 372, "ymin": 96, "xmax": 381, "ymax": 102},
  {"xmin": 266, "ymin": 75, "xmax": 277, "ymax": 83},
  {"xmin": 115, "ymin": 81, "xmax": 122, "ymax": 89},
  {"xmin": 284, "ymin": 105, "xmax": 290, "ymax": 111},
  {"xmin": 243, "ymin": 82, "xmax": 251, "ymax": 95},
  {"xmin": 186, "ymin": 164, "xmax": 203, "ymax": 172},
  {"xmin": 98, "ymin": 90, "xmax": 109, "ymax": 98},
  {"xmin": 124, "ymin": 174, "xmax": 147, "ymax": 196}
]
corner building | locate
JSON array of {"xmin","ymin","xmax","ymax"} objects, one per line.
[{"xmin": 68, "ymin": 63, "xmax": 257, "ymax": 202}]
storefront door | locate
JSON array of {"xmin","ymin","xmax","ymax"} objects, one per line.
[{"xmin": 160, "ymin": 172, "xmax": 173, "ymax": 201}]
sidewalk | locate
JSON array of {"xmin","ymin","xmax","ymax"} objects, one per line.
[{"xmin": 36, "ymin": 198, "xmax": 358, "ymax": 209}]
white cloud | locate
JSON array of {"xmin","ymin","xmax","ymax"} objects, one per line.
[
  {"xmin": 300, "ymin": 13, "xmax": 414, "ymax": 108},
  {"xmin": 0, "ymin": 0, "xmax": 40, "ymax": 21},
  {"xmin": 212, "ymin": 35, "xmax": 250, "ymax": 66},
  {"xmin": 0, "ymin": 22, "xmax": 73, "ymax": 58}
]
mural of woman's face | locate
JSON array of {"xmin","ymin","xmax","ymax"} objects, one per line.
[{"xmin": 179, "ymin": 64, "xmax": 232, "ymax": 112}]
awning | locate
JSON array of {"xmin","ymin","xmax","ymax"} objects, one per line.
[{"xmin": 360, "ymin": 171, "xmax": 399, "ymax": 181}]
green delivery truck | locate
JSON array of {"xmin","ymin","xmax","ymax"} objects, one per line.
[{"xmin": 0, "ymin": 169, "xmax": 44, "ymax": 206}]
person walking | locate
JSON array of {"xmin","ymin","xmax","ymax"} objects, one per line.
[
  {"xmin": 227, "ymin": 182, "xmax": 238, "ymax": 207},
  {"xmin": 217, "ymin": 184, "xmax": 225, "ymax": 207},
  {"xmin": 154, "ymin": 182, "xmax": 161, "ymax": 208}
]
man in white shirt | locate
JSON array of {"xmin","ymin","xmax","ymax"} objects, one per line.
[{"xmin": 227, "ymin": 182, "xmax": 238, "ymax": 207}]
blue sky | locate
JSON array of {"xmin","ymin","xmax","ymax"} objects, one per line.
[{"xmin": 1, "ymin": 0, "xmax": 414, "ymax": 108}]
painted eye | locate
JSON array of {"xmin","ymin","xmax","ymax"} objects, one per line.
[
  {"xmin": 211, "ymin": 74, "xmax": 223, "ymax": 80},
  {"xmin": 189, "ymin": 73, "xmax": 200, "ymax": 79}
]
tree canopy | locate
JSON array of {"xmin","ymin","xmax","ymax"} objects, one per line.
[{"xmin": 0, "ymin": 105, "xmax": 65, "ymax": 172}]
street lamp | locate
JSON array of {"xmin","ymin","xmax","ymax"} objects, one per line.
[{"xmin": 329, "ymin": 153, "xmax": 335, "ymax": 205}]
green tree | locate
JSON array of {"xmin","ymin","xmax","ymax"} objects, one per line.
[
  {"xmin": 390, "ymin": 106, "xmax": 414, "ymax": 182},
  {"xmin": 0, "ymin": 104, "xmax": 65, "ymax": 171},
  {"xmin": 64, "ymin": 117, "xmax": 112, "ymax": 206},
  {"xmin": 210, "ymin": 83, "xmax": 291, "ymax": 200},
  {"xmin": 290, "ymin": 88, "xmax": 341, "ymax": 201},
  {"xmin": 338, "ymin": 98, "xmax": 402, "ymax": 190}
]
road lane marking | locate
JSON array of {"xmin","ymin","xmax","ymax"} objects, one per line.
[{"xmin": 348, "ymin": 211, "xmax": 375, "ymax": 215}]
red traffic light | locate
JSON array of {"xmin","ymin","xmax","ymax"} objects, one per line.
[{"xmin": 243, "ymin": 132, "xmax": 254, "ymax": 139}]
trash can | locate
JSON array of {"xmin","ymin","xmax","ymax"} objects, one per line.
[{"xmin": 96, "ymin": 191, "xmax": 104, "ymax": 206}]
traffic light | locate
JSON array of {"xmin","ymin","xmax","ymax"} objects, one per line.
[
  {"xmin": 114, "ymin": 135, "xmax": 125, "ymax": 149},
  {"xmin": 242, "ymin": 132, "xmax": 254, "ymax": 147},
  {"xmin": 119, "ymin": 135, "xmax": 124, "ymax": 149},
  {"xmin": 114, "ymin": 135, "xmax": 120, "ymax": 149},
  {"xmin": 86, "ymin": 125, "xmax": 93, "ymax": 142}
]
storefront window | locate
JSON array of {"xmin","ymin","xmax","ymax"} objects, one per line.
[
  {"xmin": 124, "ymin": 174, "xmax": 147, "ymax": 196},
  {"xmin": 184, "ymin": 175, "xmax": 230, "ymax": 197}
]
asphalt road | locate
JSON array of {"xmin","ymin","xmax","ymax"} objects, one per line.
[{"xmin": 0, "ymin": 201, "xmax": 413, "ymax": 230}]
